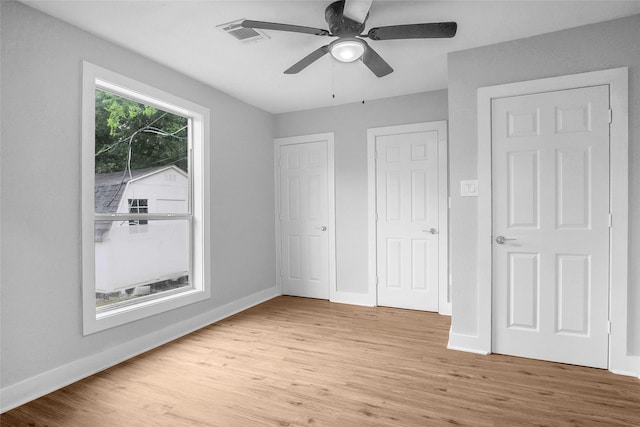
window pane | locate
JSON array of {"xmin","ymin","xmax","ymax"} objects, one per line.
[
  {"xmin": 128, "ymin": 199, "xmax": 148, "ymax": 225},
  {"xmin": 95, "ymin": 89, "xmax": 189, "ymax": 215},
  {"xmin": 95, "ymin": 219, "xmax": 191, "ymax": 309}
]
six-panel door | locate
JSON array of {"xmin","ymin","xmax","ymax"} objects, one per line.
[
  {"xmin": 376, "ymin": 130, "xmax": 440, "ymax": 311},
  {"xmin": 279, "ymin": 141, "xmax": 330, "ymax": 300},
  {"xmin": 492, "ymin": 85, "xmax": 610, "ymax": 368}
]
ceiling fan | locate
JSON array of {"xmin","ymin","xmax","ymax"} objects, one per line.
[{"xmin": 241, "ymin": 0, "xmax": 457, "ymax": 78}]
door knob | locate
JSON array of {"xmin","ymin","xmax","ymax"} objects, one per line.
[
  {"xmin": 317, "ymin": 226, "xmax": 327, "ymax": 231},
  {"xmin": 495, "ymin": 235, "xmax": 516, "ymax": 244},
  {"xmin": 422, "ymin": 228, "xmax": 438, "ymax": 234}
]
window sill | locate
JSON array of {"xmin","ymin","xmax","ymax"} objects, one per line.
[{"xmin": 84, "ymin": 286, "xmax": 210, "ymax": 335}]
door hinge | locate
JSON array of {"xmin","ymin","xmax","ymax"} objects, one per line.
[
  {"xmin": 608, "ymin": 109, "xmax": 613, "ymax": 124},
  {"xmin": 609, "ymin": 213, "xmax": 612, "ymax": 228},
  {"xmin": 375, "ymin": 276, "xmax": 379, "ymax": 285},
  {"xmin": 607, "ymin": 321, "xmax": 611, "ymax": 334},
  {"xmin": 448, "ymin": 197, "xmax": 451, "ymax": 209}
]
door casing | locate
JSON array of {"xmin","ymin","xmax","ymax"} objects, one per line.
[
  {"xmin": 367, "ymin": 121, "xmax": 450, "ymax": 314},
  {"xmin": 474, "ymin": 67, "xmax": 634, "ymax": 375},
  {"xmin": 274, "ymin": 133, "xmax": 336, "ymax": 301}
]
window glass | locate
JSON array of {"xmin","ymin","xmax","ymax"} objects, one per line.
[
  {"xmin": 94, "ymin": 91, "xmax": 192, "ymax": 309},
  {"xmin": 95, "ymin": 89, "xmax": 189, "ymax": 215},
  {"xmin": 95, "ymin": 219, "xmax": 190, "ymax": 310},
  {"xmin": 128, "ymin": 199, "xmax": 148, "ymax": 225}
]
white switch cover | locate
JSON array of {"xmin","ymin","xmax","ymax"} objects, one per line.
[{"xmin": 460, "ymin": 180, "xmax": 478, "ymax": 197}]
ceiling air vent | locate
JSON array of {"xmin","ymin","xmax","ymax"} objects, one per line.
[{"xmin": 218, "ymin": 19, "xmax": 270, "ymax": 43}]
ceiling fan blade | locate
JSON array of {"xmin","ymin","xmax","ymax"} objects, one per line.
[
  {"xmin": 242, "ymin": 20, "xmax": 330, "ymax": 37},
  {"xmin": 343, "ymin": 0, "xmax": 373, "ymax": 24},
  {"xmin": 367, "ymin": 22, "xmax": 457, "ymax": 40},
  {"xmin": 284, "ymin": 45, "xmax": 330, "ymax": 74},
  {"xmin": 360, "ymin": 41, "xmax": 393, "ymax": 77}
]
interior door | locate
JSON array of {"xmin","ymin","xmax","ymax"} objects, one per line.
[
  {"xmin": 279, "ymin": 140, "xmax": 329, "ymax": 299},
  {"xmin": 376, "ymin": 129, "xmax": 439, "ymax": 311},
  {"xmin": 492, "ymin": 85, "xmax": 610, "ymax": 368}
]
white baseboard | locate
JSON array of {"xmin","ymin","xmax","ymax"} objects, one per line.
[
  {"xmin": 0, "ymin": 286, "xmax": 281, "ymax": 414},
  {"xmin": 610, "ymin": 353, "xmax": 640, "ymax": 379},
  {"xmin": 331, "ymin": 291, "xmax": 375, "ymax": 307},
  {"xmin": 610, "ymin": 369, "xmax": 640, "ymax": 378},
  {"xmin": 447, "ymin": 328, "xmax": 491, "ymax": 355},
  {"xmin": 447, "ymin": 343, "xmax": 491, "ymax": 355},
  {"xmin": 439, "ymin": 306, "xmax": 452, "ymax": 316}
]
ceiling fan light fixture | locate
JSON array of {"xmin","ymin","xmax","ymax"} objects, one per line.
[{"xmin": 329, "ymin": 39, "xmax": 365, "ymax": 62}]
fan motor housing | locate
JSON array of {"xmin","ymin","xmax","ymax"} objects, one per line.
[{"xmin": 325, "ymin": 0, "xmax": 366, "ymax": 37}]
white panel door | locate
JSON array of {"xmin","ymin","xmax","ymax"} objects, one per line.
[
  {"xmin": 492, "ymin": 85, "xmax": 610, "ymax": 368},
  {"xmin": 279, "ymin": 141, "xmax": 329, "ymax": 299},
  {"xmin": 376, "ymin": 130, "xmax": 439, "ymax": 311}
]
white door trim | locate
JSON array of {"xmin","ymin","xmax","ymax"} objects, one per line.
[
  {"xmin": 274, "ymin": 133, "xmax": 336, "ymax": 301},
  {"xmin": 472, "ymin": 67, "xmax": 636, "ymax": 376},
  {"xmin": 367, "ymin": 121, "xmax": 450, "ymax": 314}
]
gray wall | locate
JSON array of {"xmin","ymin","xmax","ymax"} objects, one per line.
[
  {"xmin": 0, "ymin": 1, "xmax": 275, "ymax": 388},
  {"xmin": 447, "ymin": 14, "xmax": 640, "ymax": 354},
  {"xmin": 275, "ymin": 91, "xmax": 448, "ymax": 295}
]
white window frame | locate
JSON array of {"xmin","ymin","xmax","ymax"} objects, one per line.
[{"xmin": 82, "ymin": 62, "xmax": 211, "ymax": 335}]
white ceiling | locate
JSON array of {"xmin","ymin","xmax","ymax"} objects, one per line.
[{"xmin": 22, "ymin": 0, "xmax": 640, "ymax": 113}]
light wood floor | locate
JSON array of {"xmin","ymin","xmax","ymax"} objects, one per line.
[{"xmin": 2, "ymin": 296, "xmax": 639, "ymax": 426}]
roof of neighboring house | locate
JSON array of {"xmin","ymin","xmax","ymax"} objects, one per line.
[{"xmin": 94, "ymin": 165, "xmax": 186, "ymax": 241}]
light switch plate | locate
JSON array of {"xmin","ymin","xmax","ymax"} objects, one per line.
[{"xmin": 460, "ymin": 180, "xmax": 478, "ymax": 197}]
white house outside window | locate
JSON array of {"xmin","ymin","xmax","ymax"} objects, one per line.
[{"xmin": 82, "ymin": 62, "xmax": 211, "ymax": 335}]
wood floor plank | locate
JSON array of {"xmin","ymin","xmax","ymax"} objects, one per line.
[{"xmin": 1, "ymin": 296, "xmax": 638, "ymax": 426}]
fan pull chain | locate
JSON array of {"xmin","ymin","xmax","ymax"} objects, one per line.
[
  {"xmin": 331, "ymin": 59, "xmax": 336, "ymax": 99},
  {"xmin": 361, "ymin": 64, "xmax": 366, "ymax": 104}
]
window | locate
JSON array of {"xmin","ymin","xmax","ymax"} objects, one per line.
[
  {"xmin": 128, "ymin": 199, "xmax": 148, "ymax": 226},
  {"xmin": 82, "ymin": 62, "xmax": 210, "ymax": 335}
]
